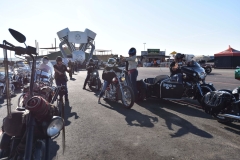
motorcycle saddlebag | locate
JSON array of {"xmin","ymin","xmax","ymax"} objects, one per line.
[
  {"xmin": 2, "ymin": 110, "xmax": 26, "ymax": 137},
  {"xmin": 202, "ymin": 91, "xmax": 232, "ymax": 114},
  {"xmin": 160, "ymin": 81, "xmax": 184, "ymax": 99}
]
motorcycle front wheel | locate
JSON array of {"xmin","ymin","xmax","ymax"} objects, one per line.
[
  {"xmin": 96, "ymin": 78, "xmax": 101, "ymax": 91},
  {"xmin": 17, "ymin": 93, "xmax": 26, "ymax": 108},
  {"xmin": 121, "ymin": 86, "xmax": 134, "ymax": 109},
  {"xmin": 197, "ymin": 85, "xmax": 215, "ymax": 105}
]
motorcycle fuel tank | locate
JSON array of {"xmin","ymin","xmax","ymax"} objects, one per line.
[{"xmin": 160, "ymin": 81, "xmax": 184, "ymax": 99}]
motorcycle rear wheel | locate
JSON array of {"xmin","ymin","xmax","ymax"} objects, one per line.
[
  {"xmin": 205, "ymin": 67, "xmax": 212, "ymax": 74},
  {"xmin": 121, "ymin": 86, "xmax": 134, "ymax": 109}
]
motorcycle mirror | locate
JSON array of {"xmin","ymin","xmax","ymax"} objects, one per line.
[{"xmin": 9, "ymin": 28, "xmax": 26, "ymax": 43}]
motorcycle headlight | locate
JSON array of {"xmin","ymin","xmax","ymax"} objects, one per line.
[
  {"xmin": 193, "ymin": 73, "xmax": 196, "ymax": 76},
  {"xmin": 47, "ymin": 116, "xmax": 64, "ymax": 137},
  {"xmin": 121, "ymin": 77, "xmax": 125, "ymax": 81},
  {"xmin": 198, "ymin": 72, "xmax": 206, "ymax": 79},
  {"xmin": 93, "ymin": 72, "xmax": 97, "ymax": 75}
]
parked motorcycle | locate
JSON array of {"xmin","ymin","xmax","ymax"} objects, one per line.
[
  {"xmin": 137, "ymin": 60, "xmax": 215, "ymax": 104},
  {"xmin": 0, "ymin": 28, "xmax": 65, "ymax": 159},
  {"xmin": 18, "ymin": 57, "xmax": 56, "ymax": 110},
  {"xmin": 198, "ymin": 60, "xmax": 212, "ymax": 74},
  {"xmin": 202, "ymin": 67, "xmax": 240, "ymax": 123},
  {"xmin": 0, "ymin": 72, "xmax": 15, "ymax": 99},
  {"xmin": 12, "ymin": 67, "xmax": 30, "ymax": 89},
  {"xmin": 103, "ymin": 65, "xmax": 135, "ymax": 109},
  {"xmin": 87, "ymin": 67, "xmax": 101, "ymax": 91}
]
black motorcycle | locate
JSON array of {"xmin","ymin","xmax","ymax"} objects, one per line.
[
  {"xmin": 137, "ymin": 60, "xmax": 215, "ymax": 104},
  {"xmin": 87, "ymin": 67, "xmax": 101, "ymax": 91},
  {"xmin": 202, "ymin": 68, "xmax": 240, "ymax": 124},
  {"xmin": 103, "ymin": 65, "xmax": 135, "ymax": 109},
  {"xmin": 0, "ymin": 29, "xmax": 65, "ymax": 160},
  {"xmin": 198, "ymin": 60, "xmax": 212, "ymax": 74}
]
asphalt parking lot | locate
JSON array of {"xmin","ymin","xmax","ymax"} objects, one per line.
[{"xmin": 0, "ymin": 67, "xmax": 239, "ymax": 160}]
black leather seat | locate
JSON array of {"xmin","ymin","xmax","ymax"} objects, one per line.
[{"xmin": 153, "ymin": 75, "xmax": 169, "ymax": 84}]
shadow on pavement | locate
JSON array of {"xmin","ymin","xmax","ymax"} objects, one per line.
[
  {"xmin": 64, "ymin": 101, "xmax": 79, "ymax": 126},
  {"xmin": 70, "ymin": 78, "xmax": 76, "ymax": 81},
  {"xmin": 207, "ymin": 73, "xmax": 222, "ymax": 76},
  {"xmin": 223, "ymin": 123, "xmax": 240, "ymax": 135},
  {"xmin": 49, "ymin": 139, "xmax": 60, "ymax": 160},
  {"xmin": 100, "ymin": 100, "xmax": 158, "ymax": 128},
  {"xmin": 136, "ymin": 99, "xmax": 213, "ymax": 138},
  {"xmin": 58, "ymin": 101, "xmax": 79, "ymax": 126},
  {"xmin": 161, "ymin": 99, "xmax": 213, "ymax": 120}
]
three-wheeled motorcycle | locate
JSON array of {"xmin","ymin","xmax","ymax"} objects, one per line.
[{"xmin": 137, "ymin": 60, "xmax": 215, "ymax": 104}]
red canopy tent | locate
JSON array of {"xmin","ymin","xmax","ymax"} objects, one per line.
[{"xmin": 214, "ymin": 45, "xmax": 240, "ymax": 68}]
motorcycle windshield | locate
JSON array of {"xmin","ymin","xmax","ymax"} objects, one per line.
[
  {"xmin": 182, "ymin": 60, "xmax": 205, "ymax": 73},
  {"xmin": 187, "ymin": 60, "xmax": 201, "ymax": 68},
  {"xmin": 36, "ymin": 61, "xmax": 55, "ymax": 77}
]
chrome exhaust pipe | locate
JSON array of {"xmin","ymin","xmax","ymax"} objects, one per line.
[{"xmin": 218, "ymin": 114, "xmax": 240, "ymax": 120}]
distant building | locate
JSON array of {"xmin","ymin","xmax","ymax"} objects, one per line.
[{"xmin": 214, "ymin": 45, "xmax": 240, "ymax": 68}]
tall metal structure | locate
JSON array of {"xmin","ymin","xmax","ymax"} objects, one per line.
[{"xmin": 57, "ymin": 28, "xmax": 96, "ymax": 64}]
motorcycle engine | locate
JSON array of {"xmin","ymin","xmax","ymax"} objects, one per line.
[
  {"xmin": 107, "ymin": 84, "xmax": 117, "ymax": 100},
  {"xmin": 202, "ymin": 91, "xmax": 232, "ymax": 115}
]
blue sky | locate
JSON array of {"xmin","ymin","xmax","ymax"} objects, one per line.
[{"xmin": 0, "ymin": 0, "xmax": 239, "ymax": 58}]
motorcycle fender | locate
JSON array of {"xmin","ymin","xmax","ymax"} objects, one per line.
[
  {"xmin": 0, "ymin": 83, "xmax": 4, "ymax": 87},
  {"xmin": 137, "ymin": 80, "xmax": 147, "ymax": 97},
  {"xmin": 0, "ymin": 132, "xmax": 11, "ymax": 150},
  {"xmin": 200, "ymin": 84, "xmax": 216, "ymax": 92}
]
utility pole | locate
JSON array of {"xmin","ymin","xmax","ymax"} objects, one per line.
[
  {"xmin": 143, "ymin": 43, "xmax": 146, "ymax": 51},
  {"xmin": 55, "ymin": 38, "xmax": 56, "ymax": 51}
]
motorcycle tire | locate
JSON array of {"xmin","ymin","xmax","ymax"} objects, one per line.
[
  {"xmin": 17, "ymin": 93, "xmax": 25, "ymax": 108},
  {"xmin": 121, "ymin": 86, "xmax": 135, "ymax": 109},
  {"xmin": 214, "ymin": 89, "xmax": 234, "ymax": 124},
  {"xmin": 205, "ymin": 67, "xmax": 212, "ymax": 74},
  {"xmin": 0, "ymin": 87, "xmax": 3, "ymax": 99},
  {"xmin": 96, "ymin": 78, "xmax": 101, "ymax": 91}
]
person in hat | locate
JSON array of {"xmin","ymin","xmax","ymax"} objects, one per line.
[{"xmin": 169, "ymin": 53, "xmax": 185, "ymax": 83}]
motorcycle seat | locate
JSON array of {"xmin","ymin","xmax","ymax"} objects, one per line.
[
  {"xmin": 144, "ymin": 75, "xmax": 169, "ymax": 85},
  {"xmin": 153, "ymin": 75, "xmax": 169, "ymax": 84}
]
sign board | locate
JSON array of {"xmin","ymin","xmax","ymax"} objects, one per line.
[
  {"xmin": 159, "ymin": 51, "xmax": 165, "ymax": 56},
  {"xmin": 147, "ymin": 49, "xmax": 160, "ymax": 55},
  {"xmin": 141, "ymin": 51, "xmax": 148, "ymax": 56}
]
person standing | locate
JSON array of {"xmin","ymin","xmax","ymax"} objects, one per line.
[
  {"xmin": 68, "ymin": 60, "xmax": 73, "ymax": 79},
  {"xmin": 122, "ymin": 47, "xmax": 138, "ymax": 101},
  {"xmin": 54, "ymin": 56, "xmax": 71, "ymax": 101},
  {"xmin": 38, "ymin": 56, "xmax": 51, "ymax": 73},
  {"xmin": 83, "ymin": 58, "xmax": 96, "ymax": 89}
]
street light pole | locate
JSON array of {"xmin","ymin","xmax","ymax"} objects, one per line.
[{"xmin": 143, "ymin": 43, "xmax": 146, "ymax": 51}]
